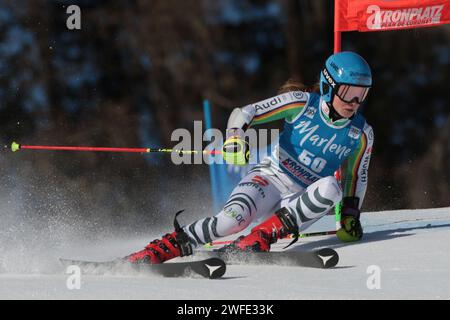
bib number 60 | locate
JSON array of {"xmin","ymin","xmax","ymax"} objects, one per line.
[{"xmin": 298, "ymin": 150, "xmax": 327, "ymax": 173}]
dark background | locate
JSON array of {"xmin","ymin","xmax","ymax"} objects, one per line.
[{"xmin": 0, "ymin": 0, "xmax": 449, "ymax": 235}]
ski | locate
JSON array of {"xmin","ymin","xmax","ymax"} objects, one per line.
[
  {"xmin": 59, "ymin": 257, "xmax": 226, "ymax": 279},
  {"xmin": 196, "ymin": 248, "xmax": 339, "ymax": 269}
]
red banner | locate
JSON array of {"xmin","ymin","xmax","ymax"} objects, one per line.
[{"xmin": 336, "ymin": 0, "xmax": 450, "ymax": 32}]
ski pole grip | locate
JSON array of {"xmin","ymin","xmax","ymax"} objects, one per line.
[{"xmin": 11, "ymin": 142, "xmax": 21, "ymax": 152}]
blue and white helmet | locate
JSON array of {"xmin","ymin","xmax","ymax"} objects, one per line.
[{"xmin": 320, "ymin": 51, "xmax": 372, "ymax": 105}]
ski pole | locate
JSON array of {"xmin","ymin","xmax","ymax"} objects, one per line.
[
  {"xmin": 10, "ymin": 142, "xmax": 222, "ymax": 155},
  {"xmin": 334, "ymin": 169, "xmax": 342, "ymax": 230},
  {"xmin": 296, "ymin": 230, "xmax": 337, "ymax": 238},
  {"xmin": 203, "ymin": 230, "xmax": 337, "ymax": 248}
]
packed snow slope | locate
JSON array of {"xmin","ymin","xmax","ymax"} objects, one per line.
[{"xmin": 1, "ymin": 207, "xmax": 449, "ymax": 300}]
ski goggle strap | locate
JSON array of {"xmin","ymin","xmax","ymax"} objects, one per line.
[{"xmin": 336, "ymin": 85, "xmax": 370, "ymax": 104}]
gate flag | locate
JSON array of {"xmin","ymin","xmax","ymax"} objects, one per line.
[{"xmin": 336, "ymin": 0, "xmax": 450, "ymax": 32}]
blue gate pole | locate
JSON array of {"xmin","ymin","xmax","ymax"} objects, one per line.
[{"xmin": 203, "ymin": 100, "xmax": 221, "ymax": 213}]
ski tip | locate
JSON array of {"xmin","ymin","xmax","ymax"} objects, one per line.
[
  {"xmin": 316, "ymin": 248, "xmax": 339, "ymax": 268},
  {"xmin": 201, "ymin": 258, "xmax": 227, "ymax": 279}
]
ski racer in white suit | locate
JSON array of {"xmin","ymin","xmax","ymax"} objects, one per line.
[{"xmin": 126, "ymin": 51, "xmax": 375, "ymax": 264}]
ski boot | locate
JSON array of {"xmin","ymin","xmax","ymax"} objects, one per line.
[
  {"xmin": 219, "ymin": 207, "xmax": 299, "ymax": 253},
  {"xmin": 125, "ymin": 210, "xmax": 193, "ymax": 264}
]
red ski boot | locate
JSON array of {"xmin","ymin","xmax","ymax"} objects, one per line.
[
  {"xmin": 220, "ymin": 208, "xmax": 299, "ymax": 253},
  {"xmin": 125, "ymin": 210, "xmax": 193, "ymax": 264}
]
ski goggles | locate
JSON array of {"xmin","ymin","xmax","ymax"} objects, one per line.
[{"xmin": 336, "ymin": 85, "xmax": 370, "ymax": 104}]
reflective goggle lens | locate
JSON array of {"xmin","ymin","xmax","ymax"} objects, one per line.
[{"xmin": 336, "ymin": 85, "xmax": 370, "ymax": 104}]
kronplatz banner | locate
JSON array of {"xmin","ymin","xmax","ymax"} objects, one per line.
[{"xmin": 336, "ymin": 0, "xmax": 450, "ymax": 32}]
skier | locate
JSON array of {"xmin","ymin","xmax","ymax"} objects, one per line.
[{"xmin": 126, "ymin": 51, "xmax": 374, "ymax": 264}]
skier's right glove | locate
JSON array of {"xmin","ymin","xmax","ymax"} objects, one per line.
[{"xmin": 222, "ymin": 129, "xmax": 250, "ymax": 166}]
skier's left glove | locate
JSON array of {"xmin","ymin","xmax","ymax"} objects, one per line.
[{"xmin": 336, "ymin": 197, "xmax": 363, "ymax": 242}]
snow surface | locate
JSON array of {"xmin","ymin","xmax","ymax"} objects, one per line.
[{"xmin": 1, "ymin": 207, "xmax": 450, "ymax": 300}]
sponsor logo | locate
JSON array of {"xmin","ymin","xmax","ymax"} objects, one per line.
[
  {"xmin": 238, "ymin": 182, "xmax": 266, "ymax": 198},
  {"xmin": 281, "ymin": 158, "xmax": 320, "ymax": 186},
  {"xmin": 359, "ymin": 154, "xmax": 371, "ymax": 184},
  {"xmin": 223, "ymin": 207, "xmax": 246, "ymax": 225},
  {"xmin": 329, "ymin": 61, "xmax": 340, "ymax": 74},
  {"xmin": 223, "ymin": 143, "xmax": 240, "ymax": 153},
  {"xmin": 322, "ymin": 68, "xmax": 336, "ymax": 88},
  {"xmin": 368, "ymin": 127, "xmax": 374, "ymax": 141},
  {"xmin": 350, "ymin": 71, "xmax": 369, "ymax": 78},
  {"xmin": 321, "ymin": 103, "xmax": 330, "ymax": 116},
  {"xmin": 366, "ymin": 4, "xmax": 444, "ymax": 30},
  {"xmin": 251, "ymin": 176, "xmax": 269, "ymax": 187},
  {"xmin": 304, "ymin": 107, "xmax": 316, "ymax": 119},
  {"xmin": 350, "ymin": 71, "xmax": 371, "ymax": 83},
  {"xmin": 205, "ymin": 263, "xmax": 223, "ymax": 277},
  {"xmin": 292, "ymin": 91, "xmax": 306, "ymax": 100},
  {"xmin": 254, "ymin": 97, "xmax": 283, "ymax": 113},
  {"xmin": 318, "ymin": 254, "xmax": 334, "ymax": 266},
  {"xmin": 348, "ymin": 126, "xmax": 362, "ymax": 140}
]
